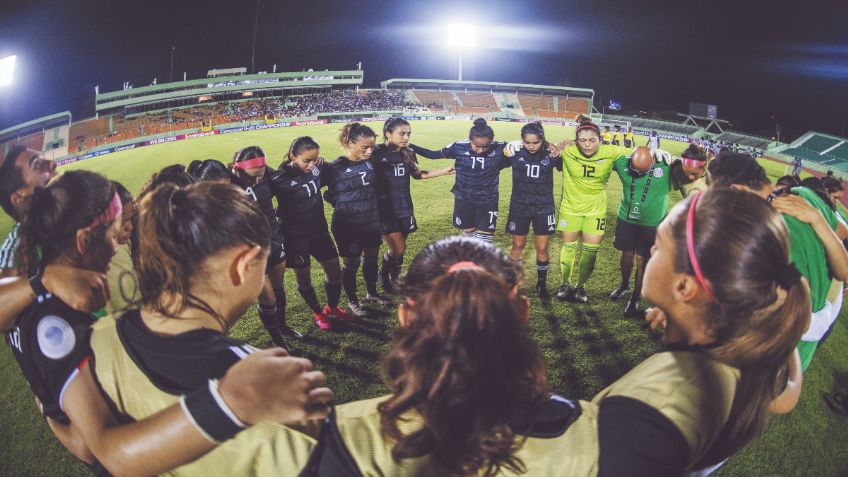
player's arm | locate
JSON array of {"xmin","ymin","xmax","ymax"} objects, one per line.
[
  {"xmin": 408, "ymin": 143, "xmax": 450, "ymax": 160},
  {"xmin": 773, "ymin": 194, "xmax": 848, "ymax": 281},
  {"xmin": 0, "ymin": 265, "xmax": 109, "ymax": 332},
  {"xmin": 63, "ymin": 349, "xmax": 333, "ymax": 477},
  {"xmin": 406, "ymin": 151, "xmax": 454, "ymax": 180},
  {"xmin": 769, "ymin": 349, "xmax": 802, "ymax": 414}
]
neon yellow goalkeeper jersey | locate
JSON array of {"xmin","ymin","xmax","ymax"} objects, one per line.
[{"xmin": 560, "ymin": 144, "xmax": 630, "ymax": 215}]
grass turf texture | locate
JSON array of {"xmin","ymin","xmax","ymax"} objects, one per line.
[{"xmin": 0, "ymin": 120, "xmax": 845, "ymax": 476}]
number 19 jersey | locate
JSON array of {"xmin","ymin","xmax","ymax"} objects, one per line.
[{"xmin": 560, "ymin": 144, "xmax": 629, "ymax": 216}]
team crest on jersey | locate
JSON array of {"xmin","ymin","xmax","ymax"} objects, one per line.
[
  {"xmin": 37, "ymin": 315, "xmax": 75, "ymax": 360},
  {"xmin": 311, "ymin": 168, "xmax": 320, "ymax": 177},
  {"xmin": 653, "ymin": 168, "xmax": 664, "ymax": 178}
]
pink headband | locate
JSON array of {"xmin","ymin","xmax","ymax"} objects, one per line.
[
  {"xmin": 86, "ymin": 192, "xmax": 123, "ymax": 230},
  {"xmin": 233, "ymin": 157, "xmax": 267, "ymax": 170},
  {"xmin": 682, "ymin": 158, "xmax": 706, "ymax": 169},
  {"xmin": 447, "ymin": 261, "xmax": 481, "ymax": 273},
  {"xmin": 686, "ymin": 192, "xmax": 718, "ymax": 303},
  {"xmin": 576, "ymin": 124, "xmax": 600, "ymax": 134}
]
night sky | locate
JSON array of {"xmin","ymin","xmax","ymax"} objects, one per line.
[{"xmin": 1, "ymin": 0, "xmax": 846, "ymax": 140}]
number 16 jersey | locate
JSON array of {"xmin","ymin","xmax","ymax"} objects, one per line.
[{"xmin": 560, "ymin": 144, "xmax": 629, "ymax": 216}]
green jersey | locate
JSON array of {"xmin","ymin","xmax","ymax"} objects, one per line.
[
  {"xmin": 613, "ymin": 156, "xmax": 671, "ymax": 227},
  {"xmin": 784, "ymin": 187, "xmax": 838, "ymax": 312},
  {"xmin": 560, "ymin": 144, "xmax": 629, "ymax": 216}
]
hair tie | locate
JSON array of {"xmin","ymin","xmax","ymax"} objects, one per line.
[
  {"xmin": 86, "ymin": 192, "xmax": 123, "ymax": 230},
  {"xmin": 686, "ymin": 192, "xmax": 719, "ymax": 303},
  {"xmin": 447, "ymin": 261, "xmax": 481, "ymax": 274},
  {"xmin": 777, "ymin": 264, "xmax": 801, "ymax": 290}
]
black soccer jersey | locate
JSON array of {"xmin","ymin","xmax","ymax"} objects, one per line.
[
  {"xmin": 115, "ymin": 309, "xmax": 256, "ymax": 394},
  {"xmin": 271, "ymin": 162, "xmax": 325, "ymax": 221},
  {"xmin": 234, "ymin": 167, "xmax": 279, "ymax": 229},
  {"xmin": 6, "ymin": 292, "xmax": 95, "ymax": 423},
  {"xmin": 411, "ymin": 141, "xmax": 508, "ymax": 205},
  {"xmin": 504, "ymin": 149, "xmax": 563, "ymax": 216},
  {"xmin": 371, "ymin": 144, "xmax": 417, "ymax": 220},
  {"xmin": 321, "ymin": 157, "xmax": 380, "ymax": 227}
]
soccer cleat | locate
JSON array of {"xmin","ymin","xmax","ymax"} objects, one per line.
[
  {"xmin": 313, "ymin": 311, "xmax": 333, "ymax": 331},
  {"xmin": 379, "ymin": 268, "xmax": 395, "ymax": 295},
  {"xmin": 536, "ymin": 282, "xmax": 550, "ymax": 301},
  {"xmin": 571, "ymin": 286, "xmax": 589, "ymax": 303},
  {"xmin": 609, "ymin": 284, "xmax": 630, "ymax": 300},
  {"xmin": 267, "ymin": 330, "xmax": 291, "ymax": 350},
  {"xmin": 323, "ymin": 304, "xmax": 352, "ymax": 322},
  {"xmin": 346, "ymin": 301, "xmax": 368, "ymax": 318},
  {"xmin": 365, "ymin": 292, "xmax": 393, "ymax": 306},
  {"xmin": 280, "ymin": 324, "xmax": 304, "ymax": 339},
  {"xmin": 623, "ymin": 298, "xmax": 646, "ymax": 319},
  {"xmin": 555, "ymin": 284, "xmax": 572, "ymax": 301}
]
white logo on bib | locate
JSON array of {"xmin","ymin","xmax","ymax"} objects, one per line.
[
  {"xmin": 653, "ymin": 168, "xmax": 664, "ymax": 178},
  {"xmin": 37, "ymin": 315, "xmax": 75, "ymax": 360}
]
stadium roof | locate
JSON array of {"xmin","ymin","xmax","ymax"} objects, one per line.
[
  {"xmin": 381, "ymin": 78, "xmax": 594, "ymax": 97},
  {"xmin": 0, "ymin": 112, "xmax": 71, "ymax": 144}
]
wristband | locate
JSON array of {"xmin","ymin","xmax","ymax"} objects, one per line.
[
  {"xmin": 180, "ymin": 379, "xmax": 247, "ymax": 444},
  {"xmin": 28, "ymin": 270, "xmax": 49, "ymax": 301}
]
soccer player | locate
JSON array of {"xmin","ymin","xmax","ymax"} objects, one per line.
[
  {"xmin": 232, "ymin": 146, "xmax": 301, "ymax": 346},
  {"xmin": 105, "ymin": 180, "xmax": 140, "ymax": 315},
  {"xmin": 555, "ymin": 115, "xmax": 670, "ymax": 303},
  {"xmin": 271, "ymin": 136, "xmax": 346, "ymax": 330},
  {"xmin": 669, "ymin": 144, "xmax": 709, "ymax": 197},
  {"xmin": 609, "ymin": 147, "xmax": 670, "ymax": 318},
  {"xmin": 707, "ymin": 153, "xmax": 848, "ymax": 370},
  {"xmin": 9, "ymin": 171, "xmax": 122, "ymax": 467},
  {"xmin": 0, "ymin": 145, "xmax": 57, "ymax": 277},
  {"xmin": 371, "ymin": 118, "xmax": 454, "ymax": 294},
  {"xmin": 322, "ymin": 123, "xmax": 392, "ymax": 317},
  {"xmin": 612, "ymin": 125, "xmax": 622, "ymax": 145},
  {"xmin": 623, "ymin": 126, "xmax": 634, "ymax": 148},
  {"xmin": 647, "ymin": 130, "xmax": 660, "ymax": 151},
  {"xmin": 502, "ymin": 122, "xmax": 562, "ymax": 299},
  {"xmin": 792, "ymin": 156, "xmax": 803, "ymax": 176},
  {"xmin": 602, "ymin": 125, "xmax": 612, "ymax": 145},
  {"xmin": 409, "ymin": 118, "xmax": 509, "ymax": 243}
]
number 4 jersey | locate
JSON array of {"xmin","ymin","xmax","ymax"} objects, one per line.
[{"xmin": 560, "ymin": 144, "xmax": 630, "ymax": 216}]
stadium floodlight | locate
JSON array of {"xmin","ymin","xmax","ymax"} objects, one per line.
[
  {"xmin": 0, "ymin": 55, "xmax": 16, "ymax": 87},
  {"xmin": 445, "ymin": 23, "xmax": 477, "ymax": 81}
]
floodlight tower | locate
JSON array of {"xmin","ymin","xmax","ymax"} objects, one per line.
[
  {"xmin": 0, "ymin": 55, "xmax": 16, "ymax": 87},
  {"xmin": 446, "ymin": 23, "xmax": 477, "ymax": 81}
]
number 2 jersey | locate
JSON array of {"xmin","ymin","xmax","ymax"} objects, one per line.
[
  {"xmin": 503, "ymin": 148, "xmax": 563, "ymax": 216},
  {"xmin": 560, "ymin": 144, "xmax": 630, "ymax": 216},
  {"xmin": 411, "ymin": 141, "xmax": 509, "ymax": 206},
  {"xmin": 320, "ymin": 157, "xmax": 380, "ymax": 230}
]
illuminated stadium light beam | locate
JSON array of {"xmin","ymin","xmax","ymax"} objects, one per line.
[
  {"xmin": 0, "ymin": 55, "xmax": 16, "ymax": 87},
  {"xmin": 445, "ymin": 23, "xmax": 477, "ymax": 81}
]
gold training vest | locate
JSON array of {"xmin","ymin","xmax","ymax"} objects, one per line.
[{"xmin": 89, "ymin": 316, "xmax": 318, "ymax": 476}]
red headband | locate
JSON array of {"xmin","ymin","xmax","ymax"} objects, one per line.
[
  {"xmin": 682, "ymin": 158, "xmax": 706, "ymax": 169},
  {"xmin": 576, "ymin": 124, "xmax": 600, "ymax": 134},
  {"xmin": 686, "ymin": 192, "xmax": 718, "ymax": 303},
  {"xmin": 86, "ymin": 192, "xmax": 123, "ymax": 230},
  {"xmin": 233, "ymin": 157, "xmax": 267, "ymax": 170}
]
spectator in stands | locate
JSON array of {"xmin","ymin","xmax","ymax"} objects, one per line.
[{"xmin": 708, "ymin": 153, "xmax": 848, "ymax": 371}]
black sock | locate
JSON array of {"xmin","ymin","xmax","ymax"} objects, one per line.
[
  {"xmin": 390, "ymin": 253, "xmax": 404, "ymax": 280},
  {"xmin": 325, "ymin": 278, "xmax": 342, "ymax": 309},
  {"xmin": 297, "ymin": 285, "xmax": 322, "ymax": 313},
  {"xmin": 341, "ymin": 259, "xmax": 360, "ymax": 302},
  {"xmin": 273, "ymin": 286, "xmax": 287, "ymax": 326},
  {"xmin": 379, "ymin": 252, "xmax": 392, "ymax": 282},
  {"xmin": 536, "ymin": 260, "xmax": 549, "ymax": 286},
  {"xmin": 363, "ymin": 255, "xmax": 379, "ymax": 295},
  {"xmin": 258, "ymin": 303, "xmax": 278, "ymax": 332}
]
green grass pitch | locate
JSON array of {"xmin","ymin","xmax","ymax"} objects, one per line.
[{"xmin": 0, "ymin": 120, "xmax": 845, "ymax": 476}]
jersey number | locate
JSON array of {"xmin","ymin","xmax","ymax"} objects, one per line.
[
  {"xmin": 525, "ymin": 164, "xmax": 540, "ymax": 178},
  {"xmin": 393, "ymin": 164, "xmax": 405, "ymax": 176},
  {"xmin": 596, "ymin": 218, "xmax": 606, "ymax": 231},
  {"xmin": 359, "ymin": 172, "xmax": 370, "ymax": 186},
  {"xmin": 471, "ymin": 157, "xmax": 485, "ymax": 169},
  {"xmin": 301, "ymin": 180, "xmax": 318, "ymax": 197},
  {"xmin": 582, "ymin": 165, "xmax": 596, "ymax": 178}
]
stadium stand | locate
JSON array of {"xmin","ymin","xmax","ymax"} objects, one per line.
[
  {"xmin": 412, "ymin": 91, "xmax": 458, "ymax": 111},
  {"xmin": 715, "ymin": 131, "xmax": 773, "ymax": 149},
  {"xmin": 603, "ymin": 115, "xmax": 701, "ymax": 136},
  {"xmin": 775, "ymin": 131, "xmax": 848, "ymax": 171}
]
